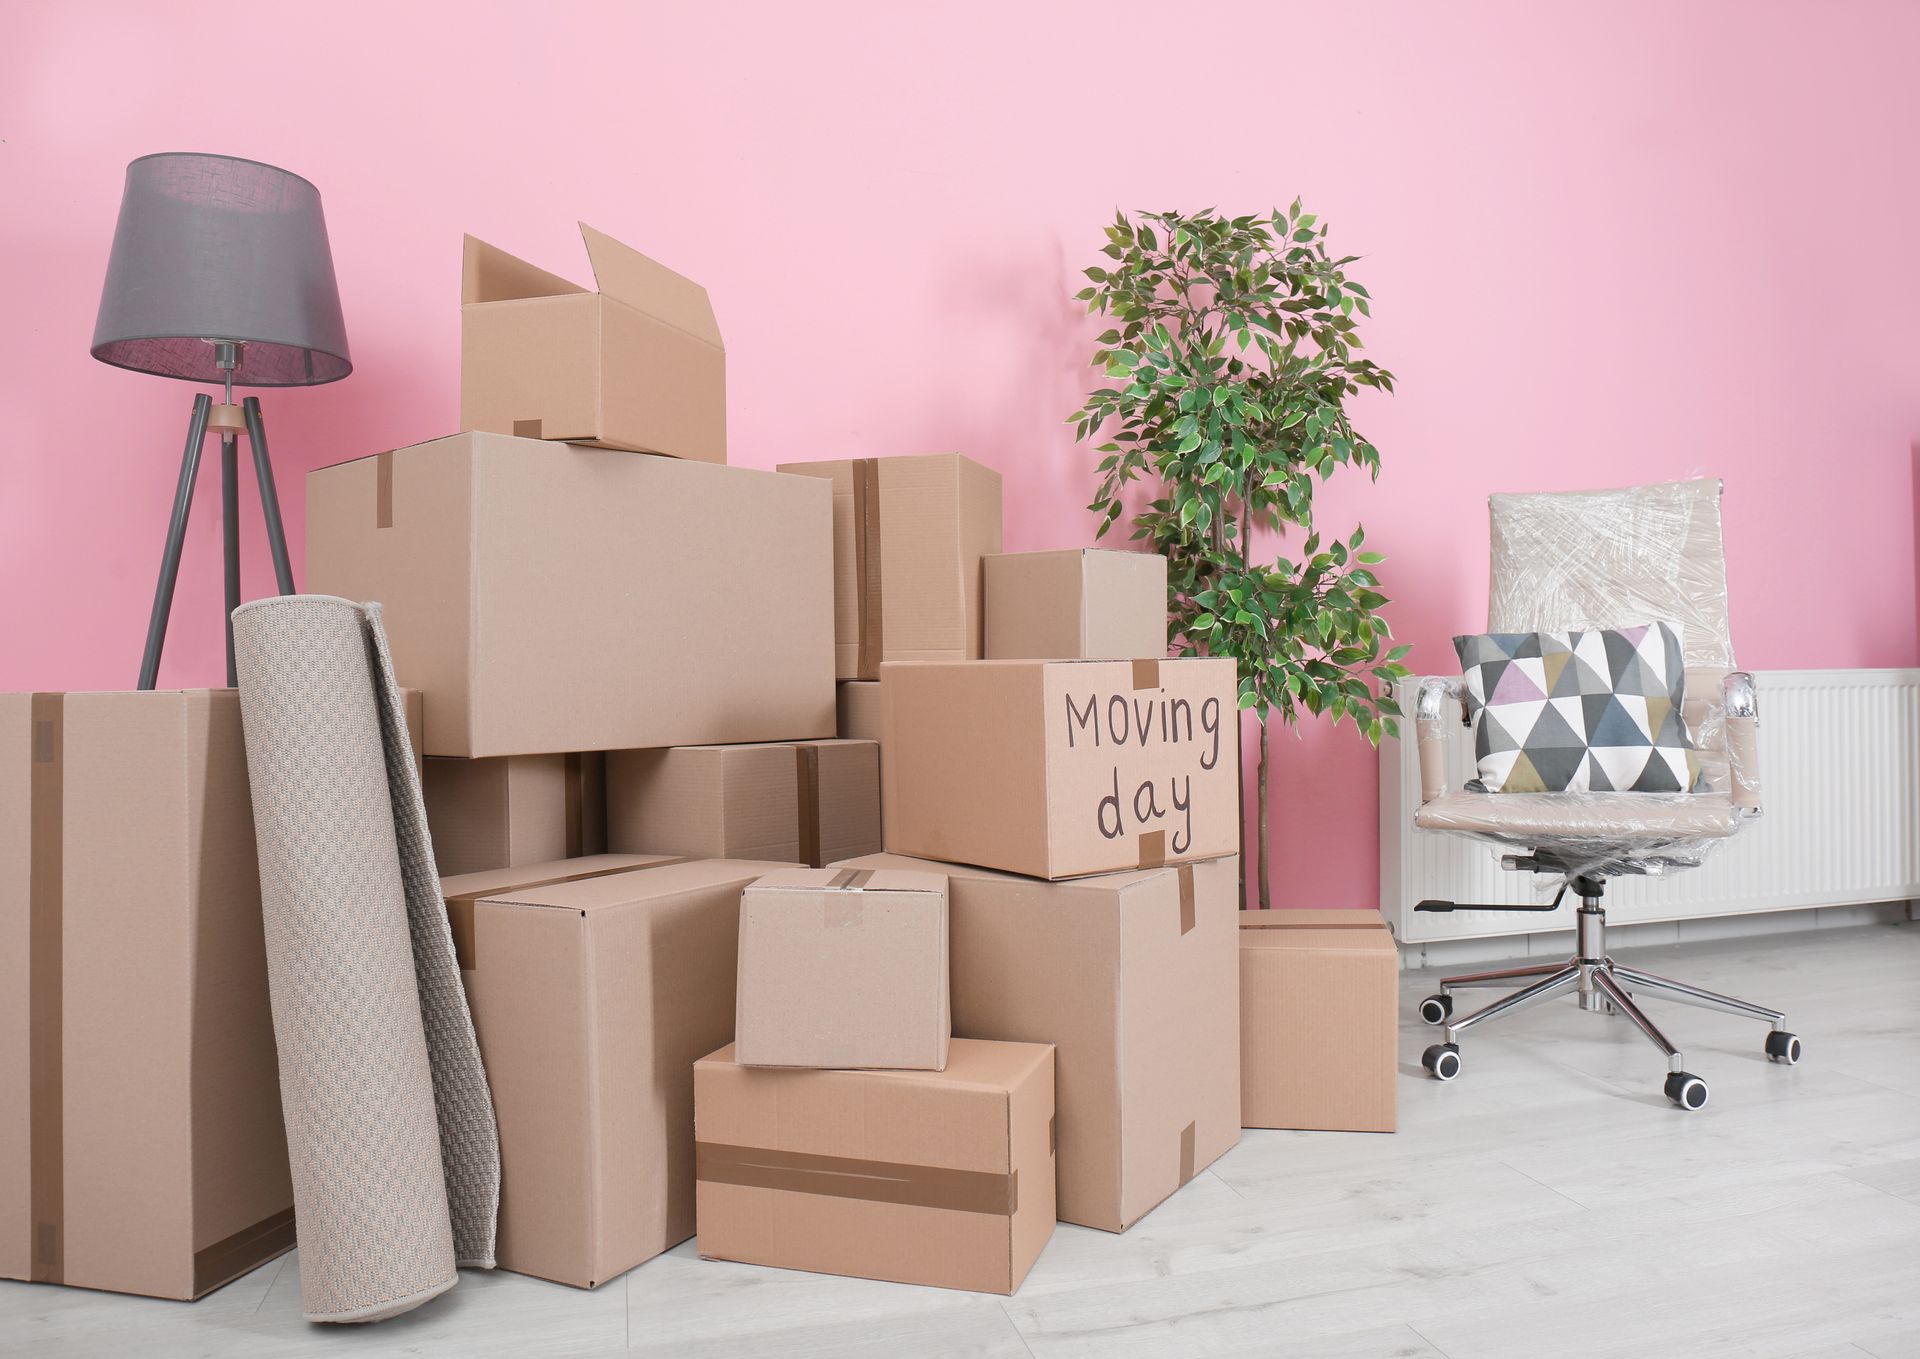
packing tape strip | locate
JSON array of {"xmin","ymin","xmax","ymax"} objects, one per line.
[
  {"xmin": 853, "ymin": 458, "xmax": 884, "ymax": 679},
  {"xmin": 512, "ymin": 419, "xmax": 544, "ymax": 439},
  {"xmin": 191, "ymin": 1205, "xmax": 296, "ymax": 1298},
  {"xmin": 563, "ymin": 753, "xmax": 587, "ymax": 859},
  {"xmin": 1132, "ymin": 658, "xmax": 1160, "ymax": 690},
  {"xmin": 28, "ymin": 693, "xmax": 63, "ymax": 1283},
  {"xmin": 375, "ymin": 450, "xmax": 394, "ymax": 529},
  {"xmin": 1138, "ymin": 830, "xmax": 1167, "ymax": 869},
  {"xmin": 794, "ymin": 744, "xmax": 823, "ymax": 868},
  {"xmin": 1176, "ymin": 863, "xmax": 1196, "ymax": 935},
  {"xmin": 443, "ymin": 857, "xmax": 688, "ymax": 970},
  {"xmin": 1179, "ymin": 1121, "xmax": 1197, "ymax": 1186},
  {"xmin": 697, "ymin": 1141, "xmax": 1017, "ymax": 1217}
]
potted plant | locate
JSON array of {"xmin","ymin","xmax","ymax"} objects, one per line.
[{"xmin": 1070, "ymin": 204, "xmax": 1409, "ymax": 908}]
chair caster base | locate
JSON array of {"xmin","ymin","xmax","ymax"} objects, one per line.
[
  {"xmin": 1765, "ymin": 1030, "xmax": 1802, "ymax": 1065},
  {"xmin": 1422, "ymin": 1043, "xmax": 1462, "ymax": 1081},
  {"xmin": 1418, "ymin": 993, "xmax": 1452, "ymax": 1025},
  {"xmin": 1664, "ymin": 1071, "xmax": 1710, "ymax": 1110}
]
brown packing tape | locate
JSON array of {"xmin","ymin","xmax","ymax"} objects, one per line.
[
  {"xmin": 1048, "ymin": 1115, "xmax": 1057, "ymax": 1156},
  {"xmin": 1176, "ymin": 863, "xmax": 1196, "ymax": 935},
  {"xmin": 564, "ymin": 753, "xmax": 584, "ymax": 858},
  {"xmin": 1179, "ymin": 1122, "xmax": 1197, "ymax": 1185},
  {"xmin": 1239, "ymin": 914, "xmax": 1390, "ymax": 931},
  {"xmin": 28, "ymin": 693, "xmax": 63, "ymax": 1283},
  {"xmin": 853, "ymin": 458, "xmax": 884, "ymax": 679},
  {"xmin": 375, "ymin": 451, "xmax": 394, "ymax": 529},
  {"xmin": 443, "ymin": 857, "xmax": 688, "ymax": 970},
  {"xmin": 697, "ymin": 1142, "xmax": 1017, "ymax": 1217},
  {"xmin": 794, "ymin": 744, "xmax": 822, "ymax": 868},
  {"xmin": 1132, "ymin": 658, "xmax": 1160, "ymax": 690},
  {"xmin": 192, "ymin": 1206, "xmax": 296, "ymax": 1297},
  {"xmin": 513, "ymin": 419, "xmax": 544, "ymax": 439},
  {"xmin": 1138, "ymin": 830, "xmax": 1167, "ymax": 869}
]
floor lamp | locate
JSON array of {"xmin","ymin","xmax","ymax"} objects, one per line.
[{"xmin": 91, "ymin": 152, "xmax": 352, "ymax": 689}]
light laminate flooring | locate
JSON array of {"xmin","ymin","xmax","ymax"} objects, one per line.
[{"xmin": 5, "ymin": 921, "xmax": 1918, "ymax": 1359}]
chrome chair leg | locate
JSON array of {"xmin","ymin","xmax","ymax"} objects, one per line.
[
  {"xmin": 1444, "ymin": 965, "xmax": 1581, "ymax": 1042},
  {"xmin": 1594, "ymin": 969, "xmax": 1712, "ymax": 1109},
  {"xmin": 1441, "ymin": 960, "xmax": 1570, "ymax": 991},
  {"xmin": 1608, "ymin": 964, "xmax": 1786, "ymax": 1028}
]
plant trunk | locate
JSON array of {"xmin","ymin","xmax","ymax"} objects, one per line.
[{"xmin": 1257, "ymin": 716, "xmax": 1271, "ymax": 910}]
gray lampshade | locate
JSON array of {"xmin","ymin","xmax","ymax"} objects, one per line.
[{"xmin": 92, "ymin": 153, "xmax": 351, "ymax": 387}]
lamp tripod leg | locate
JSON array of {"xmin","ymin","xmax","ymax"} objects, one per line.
[
  {"xmin": 221, "ymin": 434, "xmax": 240, "ymax": 688},
  {"xmin": 138, "ymin": 394, "xmax": 213, "ymax": 691},
  {"xmin": 242, "ymin": 397, "xmax": 296, "ymax": 595}
]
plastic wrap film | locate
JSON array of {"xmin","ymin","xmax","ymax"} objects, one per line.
[{"xmin": 1412, "ymin": 478, "xmax": 1757, "ymax": 886}]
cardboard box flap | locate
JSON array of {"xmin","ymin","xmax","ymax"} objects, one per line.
[
  {"xmin": 462, "ymin": 234, "xmax": 590, "ymax": 304},
  {"xmin": 1239, "ymin": 908, "xmax": 1397, "ymax": 955},
  {"xmin": 749, "ymin": 866, "xmax": 944, "ymax": 896},
  {"xmin": 578, "ymin": 223, "xmax": 722, "ymax": 349},
  {"xmin": 1240, "ymin": 908, "xmax": 1391, "ymax": 931},
  {"xmin": 481, "ymin": 858, "xmax": 769, "ymax": 914}
]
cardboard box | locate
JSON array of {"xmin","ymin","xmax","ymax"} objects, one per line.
[
  {"xmin": 461, "ymin": 223, "xmax": 724, "ymax": 463},
  {"xmin": 2, "ymin": 690, "xmax": 294, "ymax": 1300},
  {"xmin": 1240, "ymin": 910, "xmax": 1399, "ymax": 1133},
  {"xmin": 425, "ymin": 752, "xmax": 606, "ymax": 876},
  {"xmin": 837, "ymin": 852, "xmax": 1240, "ymax": 1232},
  {"xmin": 694, "ymin": 1039, "xmax": 1054, "ymax": 1293},
  {"xmin": 776, "ymin": 455, "xmax": 1002, "ymax": 680},
  {"xmin": 736, "ymin": 867, "xmax": 949, "ymax": 1070},
  {"xmin": 881, "ymin": 657, "xmax": 1240, "ymax": 879},
  {"xmin": 985, "ymin": 549, "xmax": 1168, "ymax": 661},
  {"xmin": 836, "ymin": 680, "xmax": 882, "ymax": 743},
  {"xmin": 440, "ymin": 855, "xmax": 779, "ymax": 1288},
  {"xmin": 307, "ymin": 431, "xmax": 835, "ymax": 757},
  {"xmin": 606, "ymin": 740, "xmax": 878, "ymax": 868}
]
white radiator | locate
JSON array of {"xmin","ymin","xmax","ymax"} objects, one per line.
[{"xmin": 1380, "ymin": 668, "xmax": 1920, "ymax": 943}]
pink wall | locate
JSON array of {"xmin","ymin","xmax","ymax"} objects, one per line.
[{"xmin": 5, "ymin": 3, "xmax": 1918, "ymax": 908}]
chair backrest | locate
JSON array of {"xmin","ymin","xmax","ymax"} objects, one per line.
[{"xmin": 1486, "ymin": 477, "xmax": 1734, "ymax": 763}]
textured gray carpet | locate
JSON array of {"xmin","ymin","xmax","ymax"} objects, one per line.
[{"xmin": 233, "ymin": 595, "xmax": 499, "ymax": 1323}]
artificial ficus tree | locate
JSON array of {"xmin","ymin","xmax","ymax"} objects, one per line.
[{"xmin": 1070, "ymin": 204, "xmax": 1410, "ymax": 909}]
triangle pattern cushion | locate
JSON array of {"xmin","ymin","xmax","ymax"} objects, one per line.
[{"xmin": 1452, "ymin": 620, "xmax": 1705, "ymax": 794}]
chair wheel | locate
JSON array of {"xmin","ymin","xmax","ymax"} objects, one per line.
[
  {"xmin": 1664, "ymin": 1071, "xmax": 1709, "ymax": 1110},
  {"xmin": 1422, "ymin": 1043, "xmax": 1461, "ymax": 1081},
  {"xmin": 1418, "ymin": 993, "xmax": 1452, "ymax": 1025},
  {"xmin": 1765, "ymin": 1030, "xmax": 1802, "ymax": 1065}
]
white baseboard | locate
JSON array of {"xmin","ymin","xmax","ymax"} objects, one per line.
[{"xmin": 1398, "ymin": 898, "xmax": 1917, "ymax": 970}]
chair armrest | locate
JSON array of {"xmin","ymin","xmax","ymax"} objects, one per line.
[
  {"xmin": 1722, "ymin": 671, "xmax": 1760, "ymax": 812},
  {"xmin": 1415, "ymin": 676, "xmax": 1465, "ymax": 805}
]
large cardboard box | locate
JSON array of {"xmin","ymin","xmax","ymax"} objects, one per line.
[
  {"xmin": 461, "ymin": 224, "xmax": 725, "ymax": 463},
  {"xmin": 425, "ymin": 752, "xmax": 606, "ymax": 876},
  {"xmin": 836, "ymin": 681, "xmax": 882, "ymax": 743},
  {"xmin": 985, "ymin": 549, "xmax": 1168, "ymax": 661},
  {"xmin": 1240, "ymin": 910, "xmax": 1399, "ymax": 1133},
  {"xmin": 606, "ymin": 740, "xmax": 878, "ymax": 868},
  {"xmin": 440, "ymin": 855, "xmax": 779, "ymax": 1288},
  {"xmin": 838, "ymin": 852, "xmax": 1240, "ymax": 1232},
  {"xmin": 881, "ymin": 657, "xmax": 1240, "ymax": 879},
  {"xmin": 694, "ymin": 1039, "xmax": 1054, "ymax": 1293},
  {"xmin": 735, "ymin": 867, "xmax": 949, "ymax": 1070},
  {"xmin": 307, "ymin": 431, "xmax": 835, "ymax": 757},
  {"xmin": 776, "ymin": 455, "xmax": 1002, "ymax": 680},
  {"xmin": 2, "ymin": 690, "xmax": 293, "ymax": 1300}
]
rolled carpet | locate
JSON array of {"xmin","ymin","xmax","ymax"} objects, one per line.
[{"xmin": 233, "ymin": 595, "xmax": 499, "ymax": 1323}]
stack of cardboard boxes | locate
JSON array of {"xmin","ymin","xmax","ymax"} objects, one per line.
[{"xmin": 2, "ymin": 222, "xmax": 1399, "ymax": 1308}]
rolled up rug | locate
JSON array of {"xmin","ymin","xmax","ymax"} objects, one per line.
[{"xmin": 232, "ymin": 595, "xmax": 499, "ymax": 1323}]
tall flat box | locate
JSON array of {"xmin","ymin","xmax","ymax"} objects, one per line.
[
  {"xmin": 836, "ymin": 681, "xmax": 882, "ymax": 743},
  {"xmin": 440, "ymin": 855, "xmax": 779, "ymax": 1288},
  {"xmin": 307, "ymin": 431, "xmax": 835, "ymax": 757},
  {"xmin": 777, "ymin": 455, "xmax": 1002, "ymax": 680},
  {"xmin": 2, "ymin": 691, "xmax": 294, "ymax": 1300},
  {"xmin": 607, "ymin": 739, "xmax": 878, "ymax": 869},
  {"xmin": 1240, "ymin": 910, "xmax": 1399, "ymax": 1133},
  {"xmin": 838, "ymin": 852, "xmax": 1240, "ymax": 1232},
  {"xmin": 461, "ymin": 224, "xmax": 725, "ymax": 463},
  {"xmin": 985, "ymin": 549, "xmax": 1168, "ymax": 661},
  {"xmin": 425, "ymin": 752, "xmax": 605, "ymax": 876},
  {"xmin": 881, "ymin": 657, "xmax": 1240, "ymax": 879},
  {"xmin": 695, "ymin": 1039, "xmax": 1054, "ymax": 1294},
  {"xmin": 736, "ymin": 867, "xmax": 950, "ymax": 1070}
]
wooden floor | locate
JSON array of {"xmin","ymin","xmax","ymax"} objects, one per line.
[{"xmin": 6, "ymin": 921, "xmax": 1919, "ymax": 1358}]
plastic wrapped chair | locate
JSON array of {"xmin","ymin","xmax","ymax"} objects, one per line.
[{"xmin": 1409, "ymin": 479, "xmax": 1799, "ymax": 1110}]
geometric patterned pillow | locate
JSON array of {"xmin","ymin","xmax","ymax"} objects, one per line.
[{"xmin": 1452, "ymin": 621, "xmax": 1704, "ymax": 794}]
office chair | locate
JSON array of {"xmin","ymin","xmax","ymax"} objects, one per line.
[{"xmin": 1409, "ymin": 478, "xmax": 1798, "ymax": 1110}]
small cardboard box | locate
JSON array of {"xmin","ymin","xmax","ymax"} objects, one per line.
[
  {"xmin": 606, "ymin": 740, "xmax": 878, "ymax": 868},
  {"xmin": 776, "ymin": 455, "xmax": 1002, "ymax": 680},
  {"xmin": 2, "ymin": 691, "xmax": 294, "ymax": 1299},
  {"xmin": 307, "ymin": 431, "xmax": 835, "ymax": 757},
  {"xmin": 838, "ymin": 852, "xmax": 1240, "ymax": 1232},
  {"xmin": 425, "ymin": 752, "xmax": 605, "ymax": 876},
  {"xmin": 736, "ymin": 867, "xmax": 949, "ymax": 1070},
  {"xmin": 440, "ymin": 855, "xmax": 780, "ymax": 1288},
  {"xmin": 836, "ymin": 681, "xmax": 882, "ymax": 743},
  {"xmin": 461, "ymin": 223, "xmax": 725, "ymax": 463},
  {"xmin": 694, "ymin": 1039, "xmax": 1054, "ymax": 1294},
  {"xmin": 985, "ymin": 549, "xmax": 1168, "ymax": 661},
  {"xmin": 1240, "ymin": 910, "xmax": 1399, "ymax": 1133},
  {"xmin": 881, "ymin": 657, "xmax": 1240, "ymax": 879}
]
